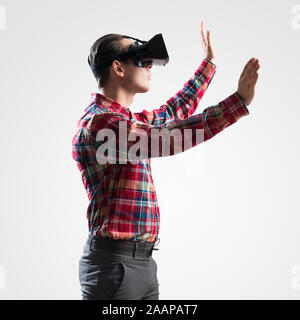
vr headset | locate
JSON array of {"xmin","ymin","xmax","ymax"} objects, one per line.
[{"xmin": 88, "ymin": 33, "xmax": 169, "ymax": 82}]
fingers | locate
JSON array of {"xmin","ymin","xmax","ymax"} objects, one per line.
[
  {"xmin": 250, "ymin": 72, "xmax": 259, "ymax": 86},
  {"xmin": 251, "ymin": 64, "xmax": 260, "ymax": 85},
  {"xmin": 241, "ymin": 58, "xmax": 254, "ymax": 77},
  {"xmin": 207, "ymin": 29, "xmax": 211, "ymax": 46},
  {"xmin": 249, "ymin": 60, "xmax": 260, "ymax": 79},
  {"xmin": 247, "ymin": 61, "xmax": 259, "ymax": 88},
  {"xmin": 242, "ymin": 58, "xmax": 260, "ymax": 78}
]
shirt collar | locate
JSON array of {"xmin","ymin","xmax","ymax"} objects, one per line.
[{"xmin": 89, "ymin": 92, "xmax": 131, "ymax": 116}]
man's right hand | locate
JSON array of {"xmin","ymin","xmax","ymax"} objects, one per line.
[{"xmin": 237, "ymin": 58, "xmax": 260, "ymax": 106}]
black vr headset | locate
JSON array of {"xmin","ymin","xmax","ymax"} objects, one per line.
[{"xmin": 88, "ymin": 33, "xmax": 169, "ymax": 82}]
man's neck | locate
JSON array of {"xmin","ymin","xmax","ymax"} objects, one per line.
[{"xmin": 101, "ymin": 86, "xmax": 134, "ymax": 109}]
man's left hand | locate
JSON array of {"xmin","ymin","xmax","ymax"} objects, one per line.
[{"xmin": 201, "ymin": 21, "xmax": 216, "ymax": 64}]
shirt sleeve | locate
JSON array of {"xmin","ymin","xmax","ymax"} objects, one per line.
[
  {"xmin": 89, "ymin": 91, "xmax": 249, "ymax": 164},
  {"xmin": 133, "ymin": 59, "xmax": 216, "ymax": 126}
]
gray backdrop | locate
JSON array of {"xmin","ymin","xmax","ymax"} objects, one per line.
[{"xmin": 0, "ymin": 0, "xmax": 300, "ymax": 299}]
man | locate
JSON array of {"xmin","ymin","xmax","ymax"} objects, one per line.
[{"xmin": 72, "ymin": 21, "xmax": 260, "ymax": 300}]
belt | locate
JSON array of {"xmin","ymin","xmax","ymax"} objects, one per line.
[{"xmin": 88, "ymin": 234, "xmax": 160, "ymax": 258}]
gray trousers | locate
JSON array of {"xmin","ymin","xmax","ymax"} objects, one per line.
[{"xmin": 79, "ymin": 234, "xmax": 160, "ymax": 300}]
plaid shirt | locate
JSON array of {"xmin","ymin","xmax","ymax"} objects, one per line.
[{"xmin": 72, "ymin": 59, "xmax": 249, "ymax": 243}]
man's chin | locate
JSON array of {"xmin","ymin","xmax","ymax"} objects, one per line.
[{"xmin": 140, "ymin": 85, "xmax": 150, "ymax": 93}]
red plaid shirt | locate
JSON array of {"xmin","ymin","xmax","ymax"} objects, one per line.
[{"xmin": 72, "ymin": 59, "xmax": 249, "ymax": 243}]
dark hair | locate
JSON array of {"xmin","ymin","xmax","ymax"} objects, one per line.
[{"xmin": 88, "ymin": 33, "xmax": 132, "ymax": 89}]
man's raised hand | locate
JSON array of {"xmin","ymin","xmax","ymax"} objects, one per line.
[
  {"xmin": 237, "ymin": 58, "xmax": 260, "ymax": 106},
  {"xmin": 201, "ymin": 21, "xmax": 216, "ymax": 64}
]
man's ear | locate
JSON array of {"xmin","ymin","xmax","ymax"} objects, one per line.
[{"xmin": 111, "ymin": 60, "xmax": 125, "ymax": 78}]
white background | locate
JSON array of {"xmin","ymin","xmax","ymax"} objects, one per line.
[{"xmin": 0, "ymin": 0, "xmax": 300, "ymax": 299}]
